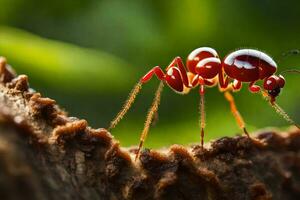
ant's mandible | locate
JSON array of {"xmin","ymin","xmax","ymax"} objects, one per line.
[{"xmin": 108, "ymin": 47, "xmax": 299, "ymax": 160}]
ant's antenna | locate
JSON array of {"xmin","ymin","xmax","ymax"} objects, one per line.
[
  {"xmin": 280, "ymin": 69, "xmax": 300, "ymax": 74},
  {"xmin": 276, "ymin": 49, "xmax": 300, "ymax": 63},
  {"xmin": 271, "ymin": 102, "xmax": 300, "ymax": 129},
  {"xmin": 276, "ymin": 49, "xmax": 300, "ymax": 74},
  {"xmin": 261, "ymin": 91, "xmax": 300, "ymax": 129},
  {"xmin": 281, "ymin": 49, "xmax": 300, "ymax": 57}
]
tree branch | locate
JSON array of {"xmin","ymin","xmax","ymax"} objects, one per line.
[{"xmin": 0, "ymin": 57, "xmax": 300, "ymax": 200}]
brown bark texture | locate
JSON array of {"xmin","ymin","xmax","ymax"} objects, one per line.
[{"xmin": 0, "ymin": 57, "xmax": 300, "ymax": 200}]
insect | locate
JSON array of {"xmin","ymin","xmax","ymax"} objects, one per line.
[{"xmin": 108, "ymin": 47, "xmax": 299, "ymax": 160}]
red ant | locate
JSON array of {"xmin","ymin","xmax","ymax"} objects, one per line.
[{"xmin": 108, "ymin": 47, "xmax": 299, "ymax": 160}]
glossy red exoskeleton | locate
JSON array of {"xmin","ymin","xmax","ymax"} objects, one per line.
[{"xmin": 109, "ymin": 47, "xmax": 298, "ymax": 160}]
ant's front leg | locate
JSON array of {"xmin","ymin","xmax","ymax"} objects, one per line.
[
  {"xmin": 224, "ymin": 91, "xmax": 250, "ymax": 138},
  {"xmin": 224, "ymin": 90, "xmax": 265, "ymax": 147}
]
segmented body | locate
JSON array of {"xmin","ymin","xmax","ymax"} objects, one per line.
[
  {"xmin": 111, "ymin": 47, "xmax": 293, "ymax": 161},
  {"xmin": 142, "ymin": 47, "xmax": 280, "ymax": 94}
]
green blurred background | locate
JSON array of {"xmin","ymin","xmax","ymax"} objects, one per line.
[{"xmin": 0, "ymin": 0, "xmax": 299, "ymax": 148}]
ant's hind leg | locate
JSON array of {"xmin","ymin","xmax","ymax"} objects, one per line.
[
  {"xmin": 135, "ymin": 81, "xmax": 164, "ymax": 161},
  {"xmin": 109, "ymin": 66, "xmax": 165, "ymax": 130},
  {"xmin": 108, "ymin": 81, "xmax": 143, "ymax": 130}
]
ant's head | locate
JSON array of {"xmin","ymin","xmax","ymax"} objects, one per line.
[{"xmin": 263, "ymin": 75, "xmax": 285, "ymax": 102}]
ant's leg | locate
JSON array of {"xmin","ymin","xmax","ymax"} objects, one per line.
[
  {"xmin": 199, "ymin": 85, "xmax": 206, "ymax": 148},
  {"xmin": 232, "ymin": 80, "xmax": 242, "ymax": 91},
  {"xmin": 166, "ymin": 57, "xmax": 190, "ymax": 87},
  {"xmin": 135, "ymin": 66, "xmax": 193, "ymax": 160},
  {"xmin": 204, "ymin": 76, "xmax": 218, "ymax": 87},
  {"xmin": 141, "ymin": 66, "xmax": 165, "ymax": 83},
  {"xmin": 108, "ymin": 82, "xmax": 143, "ymax": 130},
  {"xmin": 218, "ymin": 68, "xmax": 230, "ymax": 89},
  {"xmin": 249, "ymin": 81, "xmax": 261, "ymax": 93},
  {"xmin": 224, "ymin": 91, "xmax": 250, "ymax": 138},
  {"xmin": 109, "ymin": 66, "xmax": 165, "ymax": 130},
  {"xmin": 135, "ymin": 81, "xmax": 164, "ymax": 161}
]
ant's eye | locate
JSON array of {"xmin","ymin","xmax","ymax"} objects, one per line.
[
  {"xmin": 263, "ymin": 76, "xmax": 277, "ymax": 90},
  {"xmin": 268, "ymin": 87, "xmax": 281, "ymax": 98}
]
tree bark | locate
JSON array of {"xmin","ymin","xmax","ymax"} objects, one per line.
[{"xmin": 0, "ymin": 57, "xmax": 300, "ymax": 200}]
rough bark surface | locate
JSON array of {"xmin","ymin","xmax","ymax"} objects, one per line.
[{"xmin": 0, "ymin": 57, "xmax": 300, "ymax": 200}]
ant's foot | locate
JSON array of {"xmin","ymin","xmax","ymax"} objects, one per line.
[
  {"xmin": 243, "ymin": 128, "xmax": 266, "ymax": 147},
  {"xmin": 250, "ymin": 137, "xmax": 267, "ymax": 148}
]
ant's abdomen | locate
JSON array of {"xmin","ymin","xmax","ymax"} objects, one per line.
[{"xmin": 223, "ymin": 49, "xmax": 277, "ymax": 82}]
